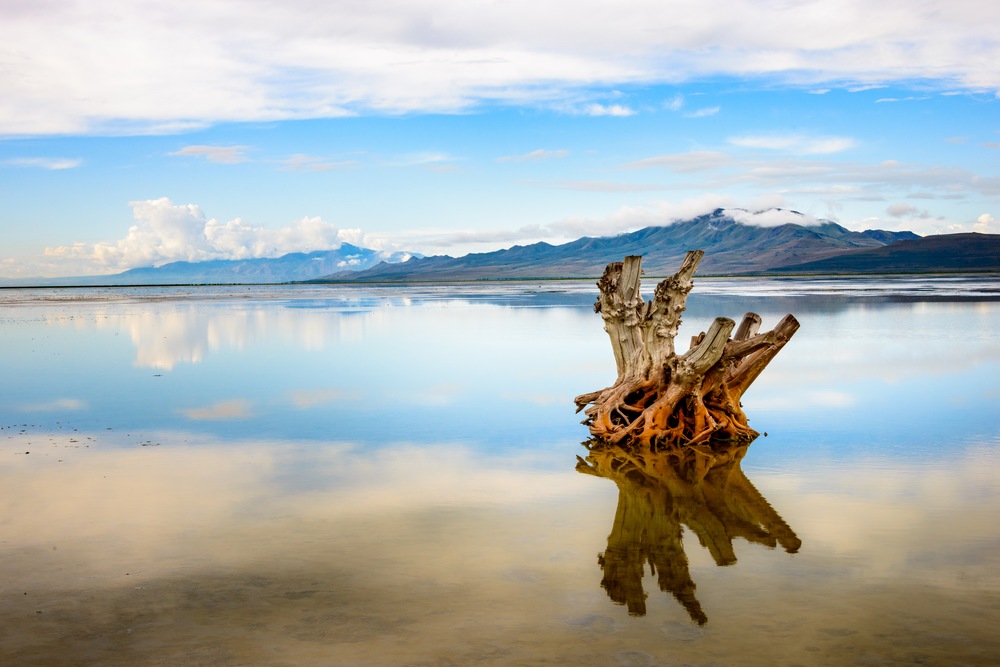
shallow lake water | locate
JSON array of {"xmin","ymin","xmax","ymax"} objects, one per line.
[{"xmin": 2, "ymin": 276, "xmax": 999, "ymax": 666}]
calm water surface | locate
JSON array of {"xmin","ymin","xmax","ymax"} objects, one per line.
[{"xmin": 1, "ymin": 277, "xmax": 999, "ymax": 666}]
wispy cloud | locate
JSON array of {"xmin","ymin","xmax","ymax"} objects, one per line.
[
  {"xmin": 497, "ymin": 149, "xmax": 569, "ymax": 162},
  {"xmin": 876, "ymin": 96, "xmax": 930, "ymax": 103},
  {"xmin": 169, "ymin": 145, "xmax": 251, "ymax": 164},
  {"xmin": 886, "ymin": 203, "xmax": 931, "ymax": 218},
  {"xmin": 906, "ymin": 191, "xmax": 967, "ymax": 201},
  {"xmin": 848, "ymin": 84, "xmax": 888, "ymax": 93},
  {"xmin": 580, "ymin": 103, "xmax": 636, "ymax": 117},
  {"xmin": 545, "ymin": 180, "xmax": 667, "ymax": 192},
  {"xmin": 4, "ymin": 157, "xmax": 82, "ymax": 170},
  {"xmin": 386, "ymin": 152, "xmax": 457, "ymax": 167},
  {"xmin": 728, "ymin": 134, "xmax": 858, "ymax": 154},
  {"xmin": 394, "ymin": 195, "xmax": 738, "ymax": 252},
  {"xmin": 620, "ymin": 149, "xmax": 1000, "ymax": 231},
  {"xmin": 529, "ymin": 196, "xmax": 749, "ymax": 239},
  {"xmin": 684, "ymin": 106, "xmax": 720, "ymax": 118},
  {"xmin": 280, "ymin": 154, "xmax": 355, "ymax": 171},
  {"xmin": 625, "ymin": 151, "xmax": 733, "ymax": 172}
]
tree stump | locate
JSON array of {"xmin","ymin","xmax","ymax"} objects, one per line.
[{"xmin": 574, "ymin": 251, "xmax": 799, "ymax": 465}]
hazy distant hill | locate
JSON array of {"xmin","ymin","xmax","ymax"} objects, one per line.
[
  {"xmin": 319, "ymin": 209, "xmax": 920, "ymax": 281},
  {"xmin": 767, "ymin": 233, "xmax": 1000, "ymax": 273},
  {"xmin": 1, "ymin": 245, "xmax": 416, "ymax": 286},
  {"xmin": 108, "ymin": 245, "xmax": 416, "ymax": 284}
]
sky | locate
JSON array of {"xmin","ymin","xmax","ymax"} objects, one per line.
[{"xmin": 1, "ymin": 0, "xmax": 998, "ymax": 278}]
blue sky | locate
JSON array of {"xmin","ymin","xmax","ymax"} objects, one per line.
[{"xmin": 1, "ymin": 0, "xmax": 998, "ymax": 278}]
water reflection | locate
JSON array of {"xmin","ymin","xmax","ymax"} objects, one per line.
[
  {"xmin": 578, "ymin": 438, "xmax": 800, "ymax": 624},
  {"xmin": 90, "ymin": 303, "xmax": 376, "ymax": 369},
  {"xmin": 1, "ymin": 281, "xmax": 998, "ymax": 664}
]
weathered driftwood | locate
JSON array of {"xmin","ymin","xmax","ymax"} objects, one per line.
[
  {"xmin": 574, "ymin": 251, "xmax": 799, "ymax": 456},
  {"xmin": 577, "ymin": 438, "xmax": 801, "ymax": 623}
]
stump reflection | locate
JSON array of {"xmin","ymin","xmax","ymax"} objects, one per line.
[{"xmin": 577, "ymin": 438, "xmax": 800, "ymax": 624}]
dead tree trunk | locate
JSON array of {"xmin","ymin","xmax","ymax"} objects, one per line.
[{"xmin": 574, "ymin": 252, "xmax": 799, "ymax": 453}]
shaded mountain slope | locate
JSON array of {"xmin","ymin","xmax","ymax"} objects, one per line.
[{"xmin": 767, "ymin": 233, "xmax": 1000, "ymax": 273}]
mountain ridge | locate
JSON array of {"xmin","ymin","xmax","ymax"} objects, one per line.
[
  {"xmin": 0, "ymin": 244, "xmax": 415, "ymax": 287},
  {"xmin": 767, "ymin": 232, "xmax": 1000, "ymax": 274},
  {"xmin": 318, "ymin": 209, "xmax": 922, "ymax": 281}
]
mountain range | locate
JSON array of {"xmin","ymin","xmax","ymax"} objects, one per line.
[
  {"xmin": 4, "ymin": 208, "xmax": 998, "ymax": 286},
  {"xmin": 1, "ymin": 244, "xmax": 414, "ymax": 287},
  {"xmin": 317, "ymin": 209, "xmax": 929, "ymax": 281}
]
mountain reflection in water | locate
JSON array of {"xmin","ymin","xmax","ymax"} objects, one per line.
[{"xmin": 579, "ymin": 438, "xmax": 800, "ymax": 624}]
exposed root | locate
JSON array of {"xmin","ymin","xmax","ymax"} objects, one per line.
[{"xmin": 575, "ymin": 252, "xmax": 798, "ymax": 454}]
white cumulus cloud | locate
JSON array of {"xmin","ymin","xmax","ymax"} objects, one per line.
[
  {"xmin": 974, "ymin": 213, "xmax": 998, "ymax": 233},
  {"xmin": 44, "ymin": 198, "xmax": 364, "ymax": 273},
  {"xmin": 5, "ymin": 157, "xmax": 83, "ymax": 170},
  {"xmin": 168, "ymin": 145, "xmax": 252, "ymax": 164}
]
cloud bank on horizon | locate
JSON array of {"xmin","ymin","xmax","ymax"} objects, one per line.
[
  {"xmin": 43, "ymin": 198, "xmax": 373, "ymax": 274},
  {"xmin": 1, "ymin": 0, "xmax": 998, "ymax": 277}
]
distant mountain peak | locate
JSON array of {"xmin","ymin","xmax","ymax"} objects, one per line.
[{"xmin": 317, "ymin": 211, "xmax": 932, "ymax": 282}]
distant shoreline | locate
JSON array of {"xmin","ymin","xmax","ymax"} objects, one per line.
[{"xmin": 3, "ymin": 269, "xmax": 1000, "ymax": 291}]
